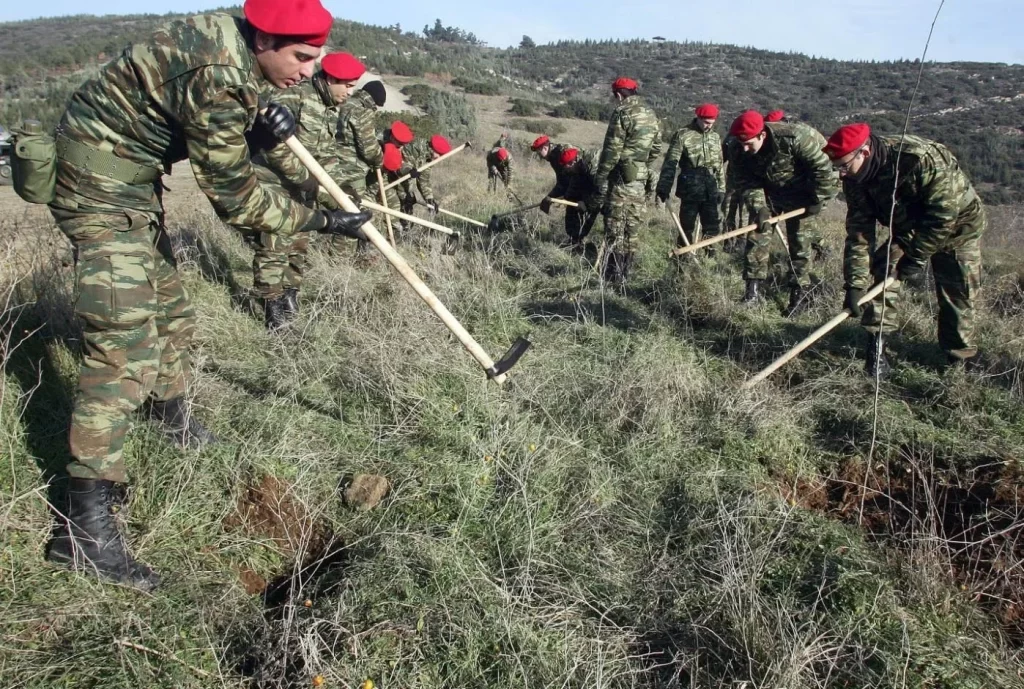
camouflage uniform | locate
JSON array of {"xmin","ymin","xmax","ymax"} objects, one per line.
[
  {"xmin": 327, "ymin": 88, "xmax": 384, "ymax": 251},
  {"xmin": 594, "ymin": 93, "xmax": 662, "ymax": 269},
  {"xmin": 844, "ymin": 134, "xmax": 985, "ymax": 359},
  {"xmin": 730, "ymin": 121, "xmax": 838, "ymax": 287},
  {"xmin": 548, "ymin": 147, "xmax": 601, "ymax": 243},
  {"xmin": 365, "ymin": 148, "xmax": 402, "ymax": 231},
  {"xmin": 251, "ymin": 73, "xmax": 340, "ymax": 298},
  {"xmin": 657, "ymin": 118, "xmax": 724, "ymax": 245},
  {"xmin": 49, "ymin": 13, "xmax": 320, "ymax": 482},
  {"xmin": 396, "ymin": 138, "xmax": 436, "ymax": 214},
  {"xmin": 486, "ymin": 147, "xmax": 514, "ymax": 190}
]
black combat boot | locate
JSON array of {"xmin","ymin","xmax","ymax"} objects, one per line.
[
  {"xmin": 143, "ymin": 397, "xmax": 218, "ymax": 450},
  {"xmin": 864, "ymin": 334, "xmax": 891, "ymax": 380},
  {"xmin": 784, "ymin": 286, "xmax": 809, "ymax": 317},
  {"xmin": 264, "ymin": 294, "xmax": 291, "ymax": 331},
  {"xmin": 741, "ymin": 279, "xmax": 762, "ymax": 304},
  {"xmin": 283, "ymin": 288, "xmax": 300, "ymax": 320},
  {"xmin": 46, "ymin": 478, "xmax": 160, "ymax": 592}
]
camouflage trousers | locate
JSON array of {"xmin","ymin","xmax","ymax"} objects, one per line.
[
  {"xmin": 603, "ymin": 179, "xmax": 647, "ymax": 256},
  {"xmin": 744, "ymin": 199, "xmax": 822, "ymax": 288},
  {"xmin": 862, "ymin": 204, "xmax": 985, "ymax": 359},
  {"xmin": 52, "ymin": 206, "xmax": 196, "ymax": 483},
  {"xmin": 676, "ymin": 176, "xmax": 721, "ymax": 246},
  {"xmin": 253, "ymin": 229, "xmax": 309, "ymax": 298}
]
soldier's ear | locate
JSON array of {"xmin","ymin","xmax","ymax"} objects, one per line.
[{"xmin": 253, "ymin": 30, "xmax": 275, "ymax": 53}]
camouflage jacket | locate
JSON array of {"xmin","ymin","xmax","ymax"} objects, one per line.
[
  {"xmin": 657, "ymin": 119, "xmax": 724, "ymax": 197},
  {"xmin": 486, "ymin": 147, "xmax": 514, "ymax": 184},
  {"xmin": 843, "ymin": 134, "xmax": 982, "ymax": 288},
  {"xmin": 55, "ymin": 13, "xmax": 317, "ymax": 234},
  {"xmin": 729, "ymin": 121, "xmax": 838, "ymax": 212},
  {"xmin": 595, "ymin": 94, "xmax": 662, "ymax": 198},
  {"xmin": 334, "ymin": 88, "xmax": 383, "ymax": 187},
  {"xmin": 397, "ymin": 138, "xmax": 435, "ymax": 202}
]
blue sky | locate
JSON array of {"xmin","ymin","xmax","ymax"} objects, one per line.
[{"xmin": 2, "ymin": 0, "xmax": 1022, "ymax": 65}]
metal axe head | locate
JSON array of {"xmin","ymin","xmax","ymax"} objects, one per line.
[
  {"xmin": 487, "ymin": 336, "xmax": 531, "ymax": 379},
  {"xmin": 464, "ymin": 140, "xmax": 474, "ymax": 149}
]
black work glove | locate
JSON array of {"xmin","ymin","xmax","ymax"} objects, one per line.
[
  {"xmin": 756, "ymin": 206, "xmax": 773, "ymax": 233},
  {"xmin": 426, "ymin": 198, "xmax": 439, "ymax": 214},
  {"xmin": 656, "ymin": 190, "xmax": 669, "ymax": 205},
  {"xmin": 318, "ymin": 209, "xmax": 371, "ymax": 240},
  {"xmin": 803, "ymin": 203, "xmax": 823, "ymax": 217},
  {"xmin": 539, "ymin": 196, "xmax": 552, "ymax": 214},
  {"xmin": 844, "ymin": 287, "xmax": 865, "ymax": 318},
  {"xmin": 256, "ymin": 102, "xmax": 296, "ymax": 147},
  {"xmin": 895, "ymin": 255, "xmax": 926, "ymax": 287},
  {"xmin": 295, "ymin": 176, "xmax": 320, "ymax": 204},
  {"xmin": 408, "ymin": 168, "xmax": 421, "ymax": 179}
]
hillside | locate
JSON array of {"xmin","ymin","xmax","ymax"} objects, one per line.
[
  {"xmin": 1, "ymin": 8, "xmax": 1024, "ymax": 689},
  {"xmin": 1, "ymin": 11, "xmax": 1023, "ymax": 202}
]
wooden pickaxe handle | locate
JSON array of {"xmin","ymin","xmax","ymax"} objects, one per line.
[
  {"xmin": 383, "ymin": 141, "xmax": 471, "ymax": 191},
  {"xmin": 741, "ymin": 277, "xmax": 897, "ymax": 389},
  {"xmin": 548, "ymin": 198, "xmax": 579, "ymax": 208},
  {"xmin": 361, "ymin": 199, "xmax": 459, "ymax": 236},
  {"xmin": 670, "ymin": 208, "xmax": 805, "ymax": 257},
  {"xmin": 285, "ymin": 136, "xmax": 507, "ymax": 382},
  {"xmin": 427, "ymin": 204, "xmax": 487, "ymax": 228}
]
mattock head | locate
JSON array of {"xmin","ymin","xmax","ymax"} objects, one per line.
[{"xmin": 487, "ymin": 336, "xmax": 532, "ymax": 380}]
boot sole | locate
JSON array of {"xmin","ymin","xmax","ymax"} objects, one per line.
[{"xmin": 46, "ymin": 543, "xmax": 160, "ymax": 592}]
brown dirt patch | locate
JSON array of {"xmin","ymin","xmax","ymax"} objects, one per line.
[{"xmin": 342, "ymin": 473, "xmax": 390, "ymax": 511}]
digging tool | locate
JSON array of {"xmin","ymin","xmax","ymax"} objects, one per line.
[
  {"xmin": 360, "ymin": 199, "xmax": 459, "ymax": 237},
  {"xmin": 383, "ymin": 141, "xmax": 472, "ymax": 191},
  {"xmin": 666, "ymin": 203, "xmax": 691, "ymax": 248},
  {"xmin": 416, "ymin": 201, "xmax": 487, "ymax": 228},
  {"xmin": 375, "ymin": 168, "xmax": 396, "ymax": 247},
  {"xmin": 741, "ymin": 277, "xmax": 897, "ymax": 389},
  {"xmin": 670, "ymin": 208, "xmax": 805, "ymax": 257},
  {"xmin": 285, "ymin": 136, "xmax": 526, "ymax": 383},
  {"xmin": 486, "ymin": 202, "xmax": 543, "ymax": 232}
]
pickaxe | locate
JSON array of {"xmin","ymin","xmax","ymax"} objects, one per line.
[
  {"xmin": 383, "ymin": 141, "xmax": 472, "ymax": 192},
  {"xmin": 486, "ymin": 202, "xmax": 542, "ymax": 232},
  {"xmin": 670, "ymin": 208, "xmax": 805, "ymax": 257},
  {"xmin": 285, "ymin": 136, "xmax": 528, "ymax": 383},
  {"xmin": 742, "ymin": 277, "xmax": 897, "ymax": 389}
]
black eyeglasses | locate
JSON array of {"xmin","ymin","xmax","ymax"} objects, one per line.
[{"xmin": 833, "ymin": 147, "xmax": 866, "ymax": 173}]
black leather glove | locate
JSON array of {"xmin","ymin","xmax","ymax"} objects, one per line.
[
  {"xmin": 656, "ymin": 190, "xmax": 669, "ymax": 205},
  {"xmin": 256, "ymin": 102, "xmax": 296, "ymax": 147},
  {"xmin": 408, "ymin": 168, "xmax": 421, "ymax": 179},
  {"xmin": 844, "ymin": 287, "xmax": 865, "ymax": 318},
  {"xmin": 539, "ymin": 196, "xmax": 552, "ymax": 214},
  {"xmin": 896, "ymin": 256, "xmax": 926, "ymax": 287},
  {"xmin": 295, "ymin": 176, "xmax": 320, "ymax": 204},
  {"xmin": 318, "ymin": 209, "xmax": 371, "ymax": 240},
  {"xmin": 804, "ymin": 203, "xmax": 823, "ymax": 217},
  {"xmin": 426, "ymin": 198, "xmax": 439, "ymax": 214}
]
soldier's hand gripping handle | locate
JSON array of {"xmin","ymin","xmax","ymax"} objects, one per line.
[
  {"xmin": 256, "ymin": 102, "xmax": 297, "ymax": 147},
  {"xmin": 317, "ymin": 209, "xmax": 372, "ymax": 240}
]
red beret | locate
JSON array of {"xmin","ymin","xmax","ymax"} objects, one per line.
[
  {"xmin": 729, "ymin": 110, "xmax": 765, "ymax": 141},
  {"xmin": 389, "ymin": 121, "xmax": 414, "ymax": 145},
  {"xmin": 823, "ymin": 123, "xmax": 871, "ymax": 160},
  {"xmin": 612, "ymin": 77, "xmax": 638, "ymax": 91},
  {"xmin": 531, "ymin": 135, "xmax": 550, "ymax": 151},
  {"xmin": 321, "ymin": 52, "xmax": 365, "ymax": 81},
  {"xmin": 430, "ymin": 134, "xmax": 452, "ymax": 155},
  {"xmin": 558, "ymin": 147, "xmax": 578, "ymax": 166},
  {"xmin": 695, "ymin": 103, "xmax": 719, "ymax": 119},
  {"xmin": 765, "ymin": 110, "xmax": 785, "ymax": 123},
  {"xmin": 496, "ymin": 147, "xmax": 509, "ymax": 162},
  {"xmin": 243, "ymin": 0, "xmax": 332, "ymax": 46},
  {"xmin": 382, "ymin": 143, "xmax": 403, "ymax": 172}
]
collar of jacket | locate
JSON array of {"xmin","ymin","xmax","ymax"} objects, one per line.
[
  {"xmin": 311, "ymin": 72, "xmax": 334, "ymax": 107},
  {"xmin": 240, "ymin": 20, "xmax": 266, "ymax": 86}
]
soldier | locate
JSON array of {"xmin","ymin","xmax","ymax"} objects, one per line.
[
  {"xmin": 531, "ymin": 134, "xmax": 574, "ymax": 179},
  {"xmin": 43, "ymin": 0, "xmax": 372, "ymax": 591},
  {"xmin": 540, "ymin": 146, "xmax": 601, "ymax": 248},
  {"xmin": 727, "ymin": 110, "xmax": 838, "ymax": 313},
  {"xmin": 486, "ymin": 146, "xmax": 514, "ymax": 194},
  {"xmin": 365, "ymin": 142, "xmax": 405, "ymax": 231},
  {"xmin": 384, "ymin": 120, "xmax": 415, "ymax": 151},
  {"xmin": 823, "ymin": 123, "xmax": 986, "ymax": 377},
  {"xmin": 395, "ymin": 134, "xmax": 452, "ymax": 217},
  {"xmin": 594, "ymin": 76, "xmax": 662, "ymax": 283},
  {"xmin": 765, "ymin": 110, "xmax": 787, "ymax": 123},
  {"xmin": 656, "ymin": 103, "xmax": 725, "ymax": 247},
  {"xmin": 252, "ymin": 51, "xmax": 368, "ymax": 330}
]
